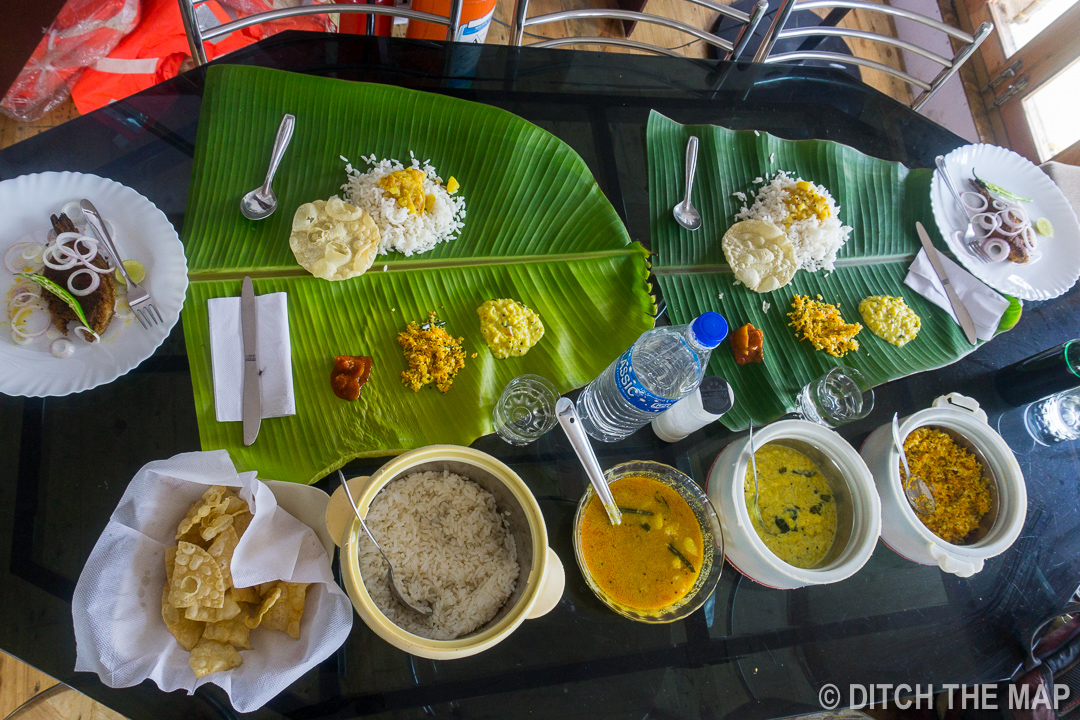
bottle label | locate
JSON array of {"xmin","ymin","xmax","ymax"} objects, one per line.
[{"xmin": 614, "ymin": 346, "xmax": 678, "ymax": 413}]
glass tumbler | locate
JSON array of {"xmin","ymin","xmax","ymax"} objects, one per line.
[
  {"xmin": 1023, "ymin": 387, "xmax": 1080, "ymax": 445},
  {"xmin": 796, "ymin": 366, "xmax": 874, "ymax": 428},
  {"xmin": 493, "ymin": 375, "xmax": 559, "ymax": 445}
]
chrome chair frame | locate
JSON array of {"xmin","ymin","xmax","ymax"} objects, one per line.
[
  {"xmin": 751, "ymin": 0, "xmax": 992, "ymax": 110},
  {"xmin": 177, "ymin": 0, "xmax": 465, "ymax": 65},
  {"xmin": 509, "ymin": 0, "xmax": 770, "ymax": 61}
]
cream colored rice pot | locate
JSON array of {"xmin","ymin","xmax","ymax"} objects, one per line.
[{"xmin": 339, "ymin": 446, "xmax": 565, "ymax": 659}]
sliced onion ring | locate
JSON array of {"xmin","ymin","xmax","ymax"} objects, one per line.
[
  {"xmin": 10, "ymin": 304, "xmax": 51, "ymax": 339},
  {"xmin": 67, "ymin": 268, "xmax": 100, "ymax": 296},
  {"xmin": 5, "ymin": 243, "xmax": 44, "ymax": 273},
  {"xmin": 960, "ymin": 191, "xmax": 987, "ymax": 213}
]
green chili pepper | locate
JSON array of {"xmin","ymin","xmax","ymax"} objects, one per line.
[{"xmin": 16, "ymin": 272, "xmax": 91, "ymax": 330}]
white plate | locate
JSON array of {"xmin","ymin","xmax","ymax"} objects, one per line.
[
  {"xmin": 930, "ymin": 143, "xmax": 1080, "ymax": 301},
  {"xmin": 0, "ymin": 172, "xmax": 188, "ymax": 397}
]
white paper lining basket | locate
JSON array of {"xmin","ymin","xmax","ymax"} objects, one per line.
[{"xmin": 72, "ymin": 450, "xmax": 353, "ymax": 712}]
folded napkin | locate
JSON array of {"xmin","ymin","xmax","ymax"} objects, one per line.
[
  {"xmin": 72, "ymin": 450, "xmax": 353, "ymax": 713},
  {"xmin": 904, "ymin": 249, "xmax": 1010, "ymax": 342},
  {"xmin": 208, "ymin": 292, "xmax": 295, "ymax": 423}
]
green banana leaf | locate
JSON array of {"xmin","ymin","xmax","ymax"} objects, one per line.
[
  {"xmin": 648, "ymin": 111, "xmax": 991, "ymax": 431},
  {"xmin": 181, "ymin": 66, "xmax": 654, "ymax": 484}
]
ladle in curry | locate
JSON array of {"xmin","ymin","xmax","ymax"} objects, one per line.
[
  {"xmin": 337, "ymin": 470, "xmax": 433, "ymax": 616},
  {"xmin": 555, "ymin": 398, "xmax": 622, "ymax": 526},
  {"xmin": 746, "ymin": 422, "xmax": 781, "ymax": 536},
  {"xmin": 891, "ymin": 414, "xmax": 937, "ymax": 516}
]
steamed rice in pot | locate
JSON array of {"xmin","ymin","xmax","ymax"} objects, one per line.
[{"xmin": 358, "ymin": 470, "xmax": 519, "ymax": 640}]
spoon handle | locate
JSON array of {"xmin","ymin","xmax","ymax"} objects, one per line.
[
  {"xmin": 262, "ymin": 113, "xmax": 296, "ymax": 191},
  {"xmin": 555, "ymin": 398, "xmax": 622, "ymax": 526},
  {"xmin": 935, "ymin": 155, "xmax": 972, "ymax": 220},
  {"xmin": 338, "ymin": 470, "xmax": 392, "ymax": 568},
  {"xmin": 683, "ymin": 136, "xmax": 699, "ymax": 208}
]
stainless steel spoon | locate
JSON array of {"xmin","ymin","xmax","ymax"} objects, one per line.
[
  {"xmin": 935, "ymin": 155, "xmax": 990, "ymax": 263},
  {"xmin": 891, "ymin": 414, "xmax": 936, "ymax": 516},
  {"xmin": 747, "ymin": 422, "xmax": 781, "ymax": 536},
  {"xmin": 241, "ymin": 113, "xmax": 296, "ymax": 221},
  {"xmin": 673, "ymin": 136, "xmax": 702, "ymax": 231},
  {"xmin": 555, "ymin": 398, "xmax": 622, "ymax": 526},
  {"xmin": 338, "ymin": 470, "xmax": 432, "ymax": 616}
]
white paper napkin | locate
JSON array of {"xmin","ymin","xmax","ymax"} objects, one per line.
[
  {"xmin": 208, "ymin": 292, "xmax": 295, "ymax": 422},
  {"xmin": 904, "ymin": 248, "xmax": 1011, "ymax": 342},
  {"xmin": 72, "ymin": 450, "xmax": 353, "ymax": 713}
]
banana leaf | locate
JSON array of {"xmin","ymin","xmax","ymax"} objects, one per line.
[
  {"xmin": 648, "ymin": 111, "xmax": 995, "ymax": 431},
  {"xmin": 181, "ymin": 66, "xmax": 654, "ymax": 484}
]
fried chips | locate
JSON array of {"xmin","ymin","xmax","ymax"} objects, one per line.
[{"xmin": 161, "ymin": 485, "xmax": 310, "ymax": 678}]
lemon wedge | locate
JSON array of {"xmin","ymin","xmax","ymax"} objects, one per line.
[
  {"xmin": 114, "ymin": 259, "xmax": 146, "ymax": 286},
  {"xmin": 1036, "ymin": 217, "xmax": 1054, "ymax": 237}
]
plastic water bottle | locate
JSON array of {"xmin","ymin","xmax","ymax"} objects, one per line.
[{"xmin": 576, "ymin": 312, "xmax": 729, "ymax": 442}]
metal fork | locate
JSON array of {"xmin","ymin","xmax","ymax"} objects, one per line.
[
  {"xmin": 935, "ymin": 156, "xmax": 992, "ymax": 263},
  {"xmin": 80, "ymin": 199, "xmax": 162, "ymax": 329}
]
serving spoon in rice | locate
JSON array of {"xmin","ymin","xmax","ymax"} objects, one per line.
[{"xmin": 338, "ymin": 470, "xmax": 433, "ymax": 616}]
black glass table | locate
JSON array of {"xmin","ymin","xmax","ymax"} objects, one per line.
[{"xmin": 1, "ymin": 33, "xmax": 1078, "ymax": 720}]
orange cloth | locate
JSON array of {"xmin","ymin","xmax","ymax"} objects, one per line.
[{"xmin": 71, "ymin": 0, "xmax": 260, "ymax": 114}]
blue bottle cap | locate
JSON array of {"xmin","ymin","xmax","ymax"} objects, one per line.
[{"xmin": 691, "ymin": 312, "xmax": 728, "ymax": 348}]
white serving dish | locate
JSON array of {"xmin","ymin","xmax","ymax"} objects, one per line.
[
  {"xmin": 931, "ymin": 143, "xmax": 1080, "ymax": 301},
  {"xmin": 706, "ymin": 419, "xmax": 881, "ymax": 589},
  {"xmin": 860, "ymin": 394, "xmax": 1027, "ymax": 577}
]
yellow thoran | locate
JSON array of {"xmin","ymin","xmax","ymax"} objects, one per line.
[
  {"xmin": 788, "ymin": 294, "xmax": 862, "ymax": 358},
  {"xmin": 398, "ymin": 313, "xmax": 466, "ymax": 393}
]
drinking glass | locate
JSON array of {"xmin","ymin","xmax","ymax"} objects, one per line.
[
  {"xmin": 493, "ymin": 375, "xmax": 559, "ymax": 445},
  {"xmin": 796, "ymin": 366, "xmax": 874, "ymax": 428},
  {"xmin": 1023, "ymin": 387, "xmax": 1080, "ymax": 446}
]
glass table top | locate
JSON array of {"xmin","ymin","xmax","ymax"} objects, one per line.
[{"xmin": 0, "ymin": 32, "xmax": 1078, "ymax": 720}]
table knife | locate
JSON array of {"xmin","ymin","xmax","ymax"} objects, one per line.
[
  {"xmin": 915, "ymin": 221, "xmax": 978, "ymax": 346},
  {"xmin": 241, "ymin": 276, "xmax": 261, "ymax": 446}
]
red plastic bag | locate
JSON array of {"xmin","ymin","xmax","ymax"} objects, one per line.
[{"xmin": 0, "ymin": 0, "xmax": 139, "ymax": 122}]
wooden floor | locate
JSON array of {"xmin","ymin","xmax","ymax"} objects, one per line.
[{"xmin": 0, "ymin": 1, "xmax": 923, "ymax": 714}]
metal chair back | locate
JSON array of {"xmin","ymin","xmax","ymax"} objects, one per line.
[
  {"xmin": 751, "ymin": 0, "xmax": 992, "ymax": 110},
  {"xmin": 177, "ymin": 0, "xmax": 465, "ymax": 65},
  {"xmin": 509, "ymin": 0, "xmax": 770, "ymax": 61}
]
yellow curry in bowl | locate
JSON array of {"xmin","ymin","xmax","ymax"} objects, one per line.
[
  {"xmin": 578, "ymin": 475, "xmax": 703, "ymax": 611},
  {"xmin": 744, "ymin": 444, "xmax": 838, "ymax": 569}
]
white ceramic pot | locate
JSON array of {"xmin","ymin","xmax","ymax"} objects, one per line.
[
  {"xmin": 338, "ymin": 446, "xmax": 565, "ymax": 659},
  {"xmin": 706, "ymin": 420, "xmax": 882, "ymax": 589},
  {"xmin": 860, "ymin": 395, "xmax": 1027, "ymax": 578}
]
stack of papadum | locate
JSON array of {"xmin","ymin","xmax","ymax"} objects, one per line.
[{"xmin": 162, "ymin": 485, "xmax": 310, "ymax": 678}]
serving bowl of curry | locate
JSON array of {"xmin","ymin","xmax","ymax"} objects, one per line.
[
  {"xmin": 573, "ymin": 461, "xmax": 723, "ymax": 623},
  {"xmin": 708, "ymin": 420, "xmax": 881, "ymax": 589}
]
